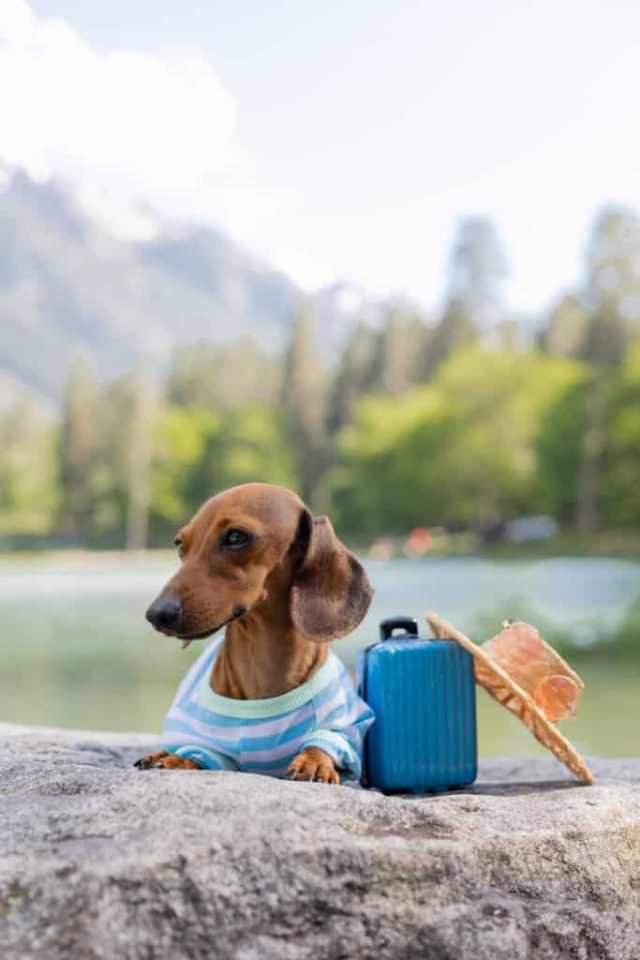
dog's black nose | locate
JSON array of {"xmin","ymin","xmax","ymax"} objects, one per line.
[{"xmin": 146, "ymin": 595, "xmax": 183, "ymax": 631}]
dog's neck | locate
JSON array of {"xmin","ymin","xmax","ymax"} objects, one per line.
[{"xmin": 210, "ymin": 564, "xmax": 329, "ymax": 700}]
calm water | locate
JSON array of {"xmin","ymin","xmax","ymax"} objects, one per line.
[{"xmin": 2, "ymin": 553, "xmax": 638, "ymax": 758}]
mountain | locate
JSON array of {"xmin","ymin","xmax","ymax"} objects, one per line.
[{"xmin": 0, "ymin": 171, "xmax": 299, "ymax": 402}]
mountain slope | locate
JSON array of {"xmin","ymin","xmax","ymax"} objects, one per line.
[{"xmin": 0, "ymin": 172, "xmax": 298, "ymax": 400}]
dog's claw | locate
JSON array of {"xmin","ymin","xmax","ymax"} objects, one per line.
[
  {"xmin": 285, "ymin": 748, "xmax": 341, "ymax": 785},
  {"xmin": 134, "ymin": 750, "xmax": 171, "ymax": 770}
]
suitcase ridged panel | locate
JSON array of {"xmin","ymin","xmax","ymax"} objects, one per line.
[{"xmin": 362, "ymin": 639, "xmax": 477, "ymax": 793}]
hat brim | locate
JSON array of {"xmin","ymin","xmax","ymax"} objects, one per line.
[{"xmin": 426, "ymin": 613, "xmax": 594, "ymax": 785}]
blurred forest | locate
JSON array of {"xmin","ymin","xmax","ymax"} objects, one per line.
[{"xmin": 2, "ymin": 205, "xmax": 640, "ymax": 551}]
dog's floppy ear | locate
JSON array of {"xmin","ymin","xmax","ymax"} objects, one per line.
[{"xmin": 290, "ymin": 510, "xmax": 373, "ymax": 642}]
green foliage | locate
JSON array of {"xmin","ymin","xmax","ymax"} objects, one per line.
[
  {"xmin": 425, "ymin": 297, "xmax": 476, "ymax": 376},
  {"xmin": 150, "ymin": 406, "xmax": 220, "ymax": 526},
  {"xmin": 600, "ymin": 345, "xmax": 640, "ymax": 526},
  {"xmin": 281, "ymin": 302, "xmax": 327, "ymax": 507},
  {"xmin": 535, "ymin": 344, "xmax": 640, "ymax": 533},
  {"xmin": 535, "ymin": 377, "xmax": 590, "ymax": 523},
  {"xmin": 0, "ymin": 397, "xmax": 58, "ymax": 537},
  {"xmin": 216, "ymin": 405, "xmax": 297, "ymax": 491},
  {"xmin": 332, "ymin": 349, "xmax": 584, "ymax": 533},
  {"xmin": 58, "ymin": 356, "xmax": 98, "ymax": 538}
]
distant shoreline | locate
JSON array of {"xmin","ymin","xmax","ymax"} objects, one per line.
[{"xmin": 2, "ymin": 532, "xmax": 640, "ymax": 567}]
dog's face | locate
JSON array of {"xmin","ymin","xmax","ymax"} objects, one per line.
[{"xmin": 145, "ymin": 482, "xmax": 373, "ymax": 647}]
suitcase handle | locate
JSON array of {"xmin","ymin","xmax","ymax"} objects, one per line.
[{"xmin": 379, "ymin": 616, "xmax": 419, "ymax": 641}]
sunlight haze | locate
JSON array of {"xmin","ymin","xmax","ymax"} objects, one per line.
[{"xmin": 6, "ymin": 0, "xmax": 640, "ymax": 315}]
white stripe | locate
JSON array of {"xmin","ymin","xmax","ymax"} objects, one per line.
[
  {"xmin": 315, "ymin": 688, "xmax": 348, "ymax": 725},
  {"xmin": 319, "ymin": 699, "xmax": 362, "ymax": 730}
]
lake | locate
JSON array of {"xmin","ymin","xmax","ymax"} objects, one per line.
[{"xmin": 2, "ymin": 552, "xmax": 638, "ymax": 758}]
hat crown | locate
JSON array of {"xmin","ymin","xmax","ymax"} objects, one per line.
[{"xmin": 480, "ymin": 621, "xmax": 581, "ymax": 722}]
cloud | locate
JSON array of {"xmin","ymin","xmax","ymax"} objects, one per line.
[{"xmin": 0, "ymin": 0, "xmax": 276, "ymax": 241}]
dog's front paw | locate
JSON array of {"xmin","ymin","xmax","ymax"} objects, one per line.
[
  {"xmin": 286, "ymin": 747, "xmax": 340, "ymax": 784},
  {"xmin": 134, "ymin": 751, "xmax": 201, "ymax": 770}
]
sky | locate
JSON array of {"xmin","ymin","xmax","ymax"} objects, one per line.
[{"xmin": 3, "ymin": 0, "xmax": 640, "ymax": 316}]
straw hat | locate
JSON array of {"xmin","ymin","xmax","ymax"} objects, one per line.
[{"xmin": 426, "ymin": 613, "xmax": 594, "ymax": 784}]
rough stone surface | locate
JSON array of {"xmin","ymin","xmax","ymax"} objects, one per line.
[{"xmin": 0, "ymin": 723, "xmax": 638, "ymax": 960}]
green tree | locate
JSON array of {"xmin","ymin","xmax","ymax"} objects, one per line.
[
  {"xmin": 149, "ymin": 406, "xmax": 220, "ymax": 540},
  {"xmin": 600, "ymin": 344, "xmax": 640, "ymax": 527},
  {"xmin": 423, "ymin": 297, "xmax": 476, "ymax": 376},
  {"xmin": 89, "ymin": 370, "xmax": 161, "ymax": 547},
  {"xmin": 216, "ymin": 406, "xmax": 297, "ymax": 491},
  {"xmin": 327, "ymin": 323, "xmax": 377, "ymax": 432},
  {"xmin": 169, "ymin": 336, "xmax": 281, "ymax": 410},
  {"xmin": 125, "ymin": 369, "xmax": 160, "ymax": 550},
  {"xmin": 367, "ymin": 305, "xmax": 430, "ymax": 394},
  {"xmin": 536, "ymin": 377, "xmax": 590, "ymax": 523},
  {"xmin": 58, "ymin": 356, "xmax": 98, "ymax": 540},
  {"xmin": 0, "ymin": 395, "xmax": 58, "ymax": 538},
  {"xmin": 576, "ymin": 206, "xmax": 640, "ymax": 531},
  {"xmin": 332, "ymin": 349, "xmax": 582, "ymax": 534},
  {"xmin": 281, "ymin": 301, "xmax": 327, "ymax": 506},
  {"xmin": 540, "ymin": 294, "xmax": 589, "ymax": 358}
]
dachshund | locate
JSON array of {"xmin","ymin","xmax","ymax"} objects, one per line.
[{"xmin": 135, "ymin": 483, "xmax": 374, "ymax": 784}]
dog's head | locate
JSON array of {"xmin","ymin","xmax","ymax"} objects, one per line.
[{"xmin": 145, "ymin": 482, "xmax": 373, "ymax": 646}]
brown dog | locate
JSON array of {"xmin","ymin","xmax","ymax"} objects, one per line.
[{"xmin": 136, "ymin": 482, "xmax": 373, "ymax": 783}]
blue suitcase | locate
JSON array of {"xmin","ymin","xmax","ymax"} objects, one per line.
[{"xmin": 357, "ymin": 616, "xmax": 477, "ymax": 793}]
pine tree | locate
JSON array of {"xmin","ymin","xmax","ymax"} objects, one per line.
[
  {"xmin": 422, "ymin": 297, "xmax": 476, "ymax": 378},
  {"xmin": 368, "ymin": 305, "xmax": 430, "ymax": 394},
  {"xmin": 169, "ymin": 336, "xmax": 280, "ymax": 410},
  {"xmin": 281, "ymin": 301, "xmax": 328, "ymax": 507},
  {"xmin": 125, "ymin": 368, "xmax": 160, "ymax": 550},
  {"xmin": 327, "ymin": 323, "xmax": 376, "ymax": 432},
  {"xmin": 447, "ymin": 217, "xmax": 507, "ymax": 340},
  {"xmin": 541, "ymin": 294, "xmax": 589, "ymax": 358},
  {"xmin": 59, "ymin": 356, "xmax": 98, "ymax": 541}
]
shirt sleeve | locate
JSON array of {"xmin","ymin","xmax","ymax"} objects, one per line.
[
  {"xmin": 169, "ymin": 744, "xmax": 239, "ymax": 771},
  {"xmin": 303, "ymin": 679, "xmax": 375, "ymax": 781}
]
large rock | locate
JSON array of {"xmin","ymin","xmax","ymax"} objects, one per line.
[{"xmin": 0, "ymin": 724, "xmax": 638, "ymax": 959}]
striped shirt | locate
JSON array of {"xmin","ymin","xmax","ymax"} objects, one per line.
[{"xmin": 161, "ymin": 635, "xmax": 375, "ymax": 781}]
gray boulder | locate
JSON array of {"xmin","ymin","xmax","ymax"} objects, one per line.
[{"xmin": 0, "ymin": 723, "xmax": 638, "ymax": 959}]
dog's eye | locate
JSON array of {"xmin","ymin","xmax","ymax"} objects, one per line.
[
  {"xmin": 174, "ymin": 538, "xmax": 185, "ymax": 559},
  {"xmin": 220, "ymin": 528, "xmax": 252, "ymax": 550}
]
